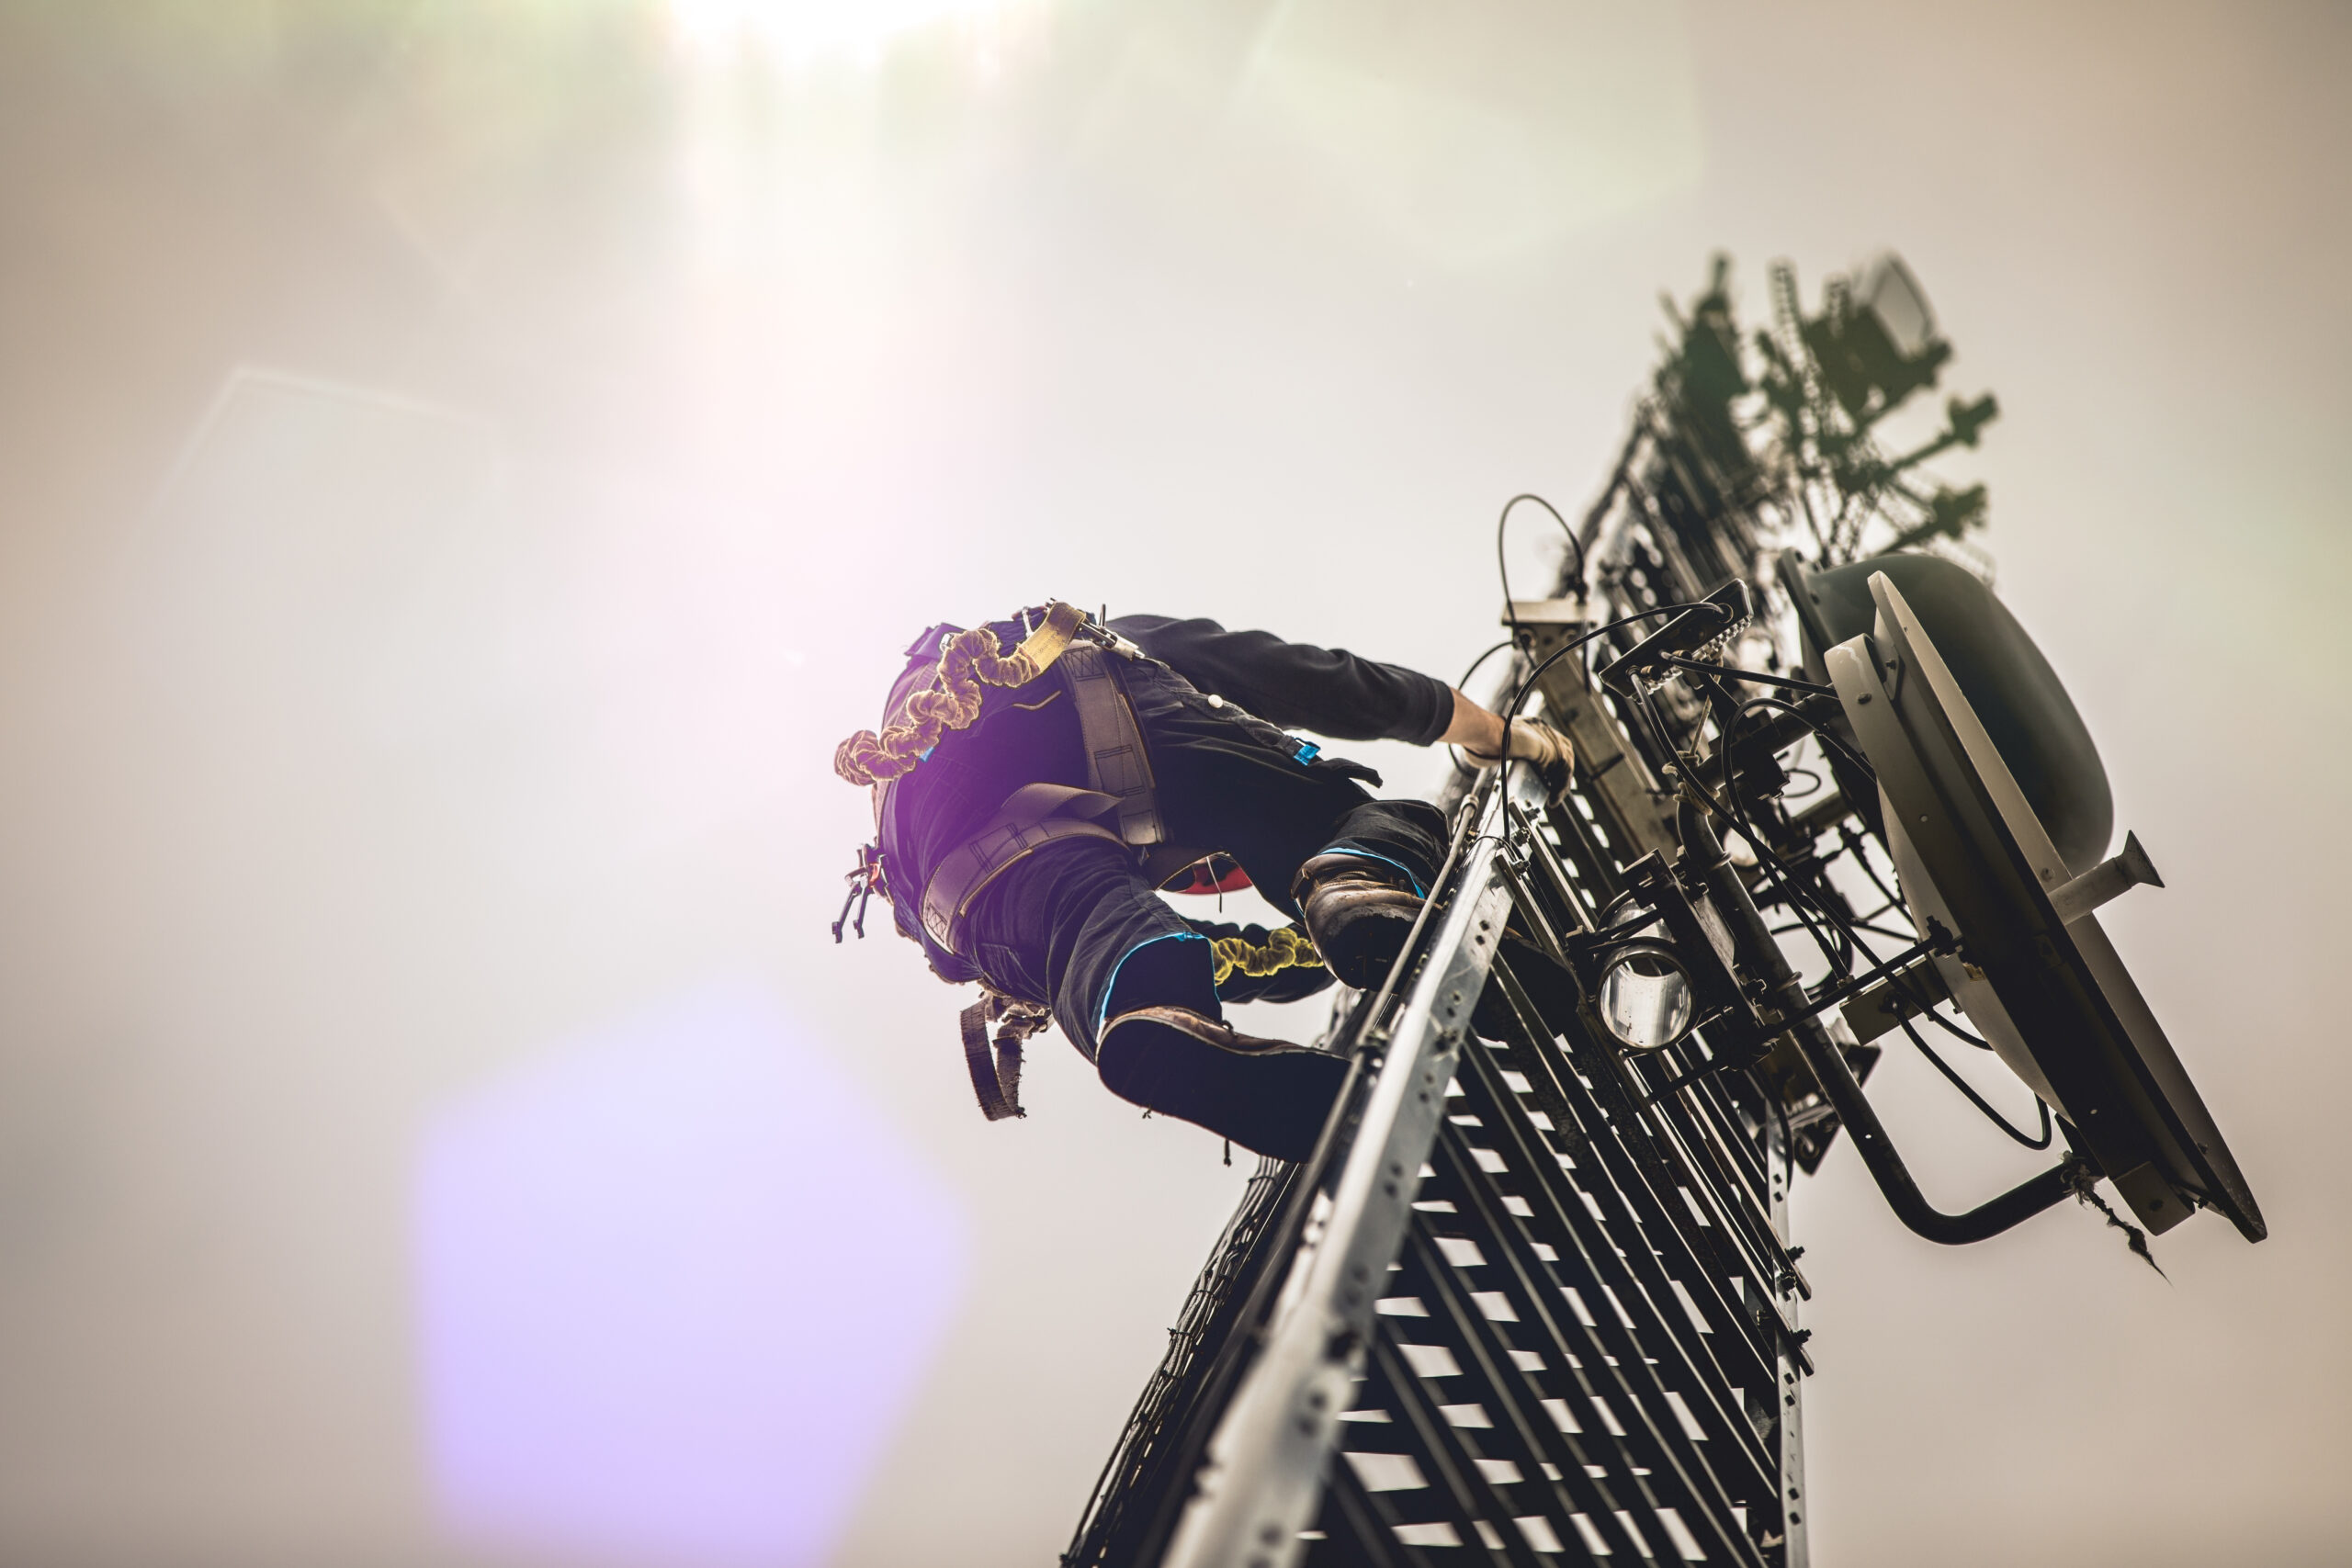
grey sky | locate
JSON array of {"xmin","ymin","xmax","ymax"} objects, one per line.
[{"xmin": 0, "ymin": 3, "xmax": 2343, "ymax": 1564}]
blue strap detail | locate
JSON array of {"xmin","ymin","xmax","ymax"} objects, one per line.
[
  {"xmin": 1293, "ymin": 739, "xmax": 1321, "ymax": 764},
  {"xmin": 1094, "ymin": 931, "xmax": 1211, "ymax": 1041}
]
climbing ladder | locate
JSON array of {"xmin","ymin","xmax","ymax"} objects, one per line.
[{"xmin": 1061, "ymin": 768, "xmax": 1810, "ymax": 1567}]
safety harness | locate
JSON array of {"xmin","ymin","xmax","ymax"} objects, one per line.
[
  {"xmin": 915, "ymin": 643, "xmax": 1167, "ymax": 955},
  {"xmin": 831, "ymin": 600, "xmax": 1319, "ymax": 1122}
]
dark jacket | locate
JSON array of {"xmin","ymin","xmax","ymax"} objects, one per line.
[{"xmin": 871, "ymin": 609, "xmax": 1453, "ymax": 977}]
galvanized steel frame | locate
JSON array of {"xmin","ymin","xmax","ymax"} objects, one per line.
[{"xmin": 1063, "ymin": 774, "xmax": 1815, "ymax": 1566}]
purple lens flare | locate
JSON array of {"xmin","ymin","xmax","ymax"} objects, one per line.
[{"xmin": 415, "ymin": 985, "xmax": 969, "ymax": 1567}]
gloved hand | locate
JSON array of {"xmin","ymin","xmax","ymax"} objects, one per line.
[{"xmin": 1466, "ymin": 717, "xmax": 1574, "ymax": 785}]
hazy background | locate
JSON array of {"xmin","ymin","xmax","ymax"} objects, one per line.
[{"xmin": 0, "ymin": 1, "xmax": 2343, "ymax": 1564}]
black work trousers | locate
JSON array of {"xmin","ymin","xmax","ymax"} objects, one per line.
[{"xmin": 956, "ymin": 655, "xmax": 1447, "ymax": 1061}]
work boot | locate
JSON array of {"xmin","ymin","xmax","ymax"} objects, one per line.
[
  {"xmin": 1295, "ymin": 853, "xmax": 1424, "ymax": 990},
  {"xmin": 1098, "ymin": 1006, "xmax": 1350, "ymax": 1163}
]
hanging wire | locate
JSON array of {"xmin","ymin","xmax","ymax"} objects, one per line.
[{"xmin": 1704, "ymin": 682, "xmax": 2053, "ymax": 1149}]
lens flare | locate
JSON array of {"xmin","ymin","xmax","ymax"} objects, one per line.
[{"xmin": 415, "ymin": 986, "xmax": 970, "ymax": 1567}]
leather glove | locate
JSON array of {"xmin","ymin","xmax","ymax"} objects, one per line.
[{"xmin": 1466, "ymin": 718, "xmax": 1574, "ymax": 784}]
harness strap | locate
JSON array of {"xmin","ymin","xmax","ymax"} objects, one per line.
[
  {"xmin": 959, "ymin": 988, "xmax": 1048, "ymax": 1121},
  {"xmin": 920, "ymin": 783, "xmax": 1128, "ymax": 955},
  {"xmin": 1061, "ymin": 644, "xmax": 1165, "ymax": 849}
]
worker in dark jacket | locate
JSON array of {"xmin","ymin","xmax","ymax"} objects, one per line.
[{"xmin": 832, "ymin": 602, "xmax": 1568, "ymax": 1161}]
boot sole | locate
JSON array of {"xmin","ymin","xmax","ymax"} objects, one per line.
[
  {"xmin": 1315, "ymin": 904, "xmax": 1419, "ymax": 991},
  {"xmin": 1098, "ymin": 1021, "xmax": 1349, "ymax": 1162}
]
